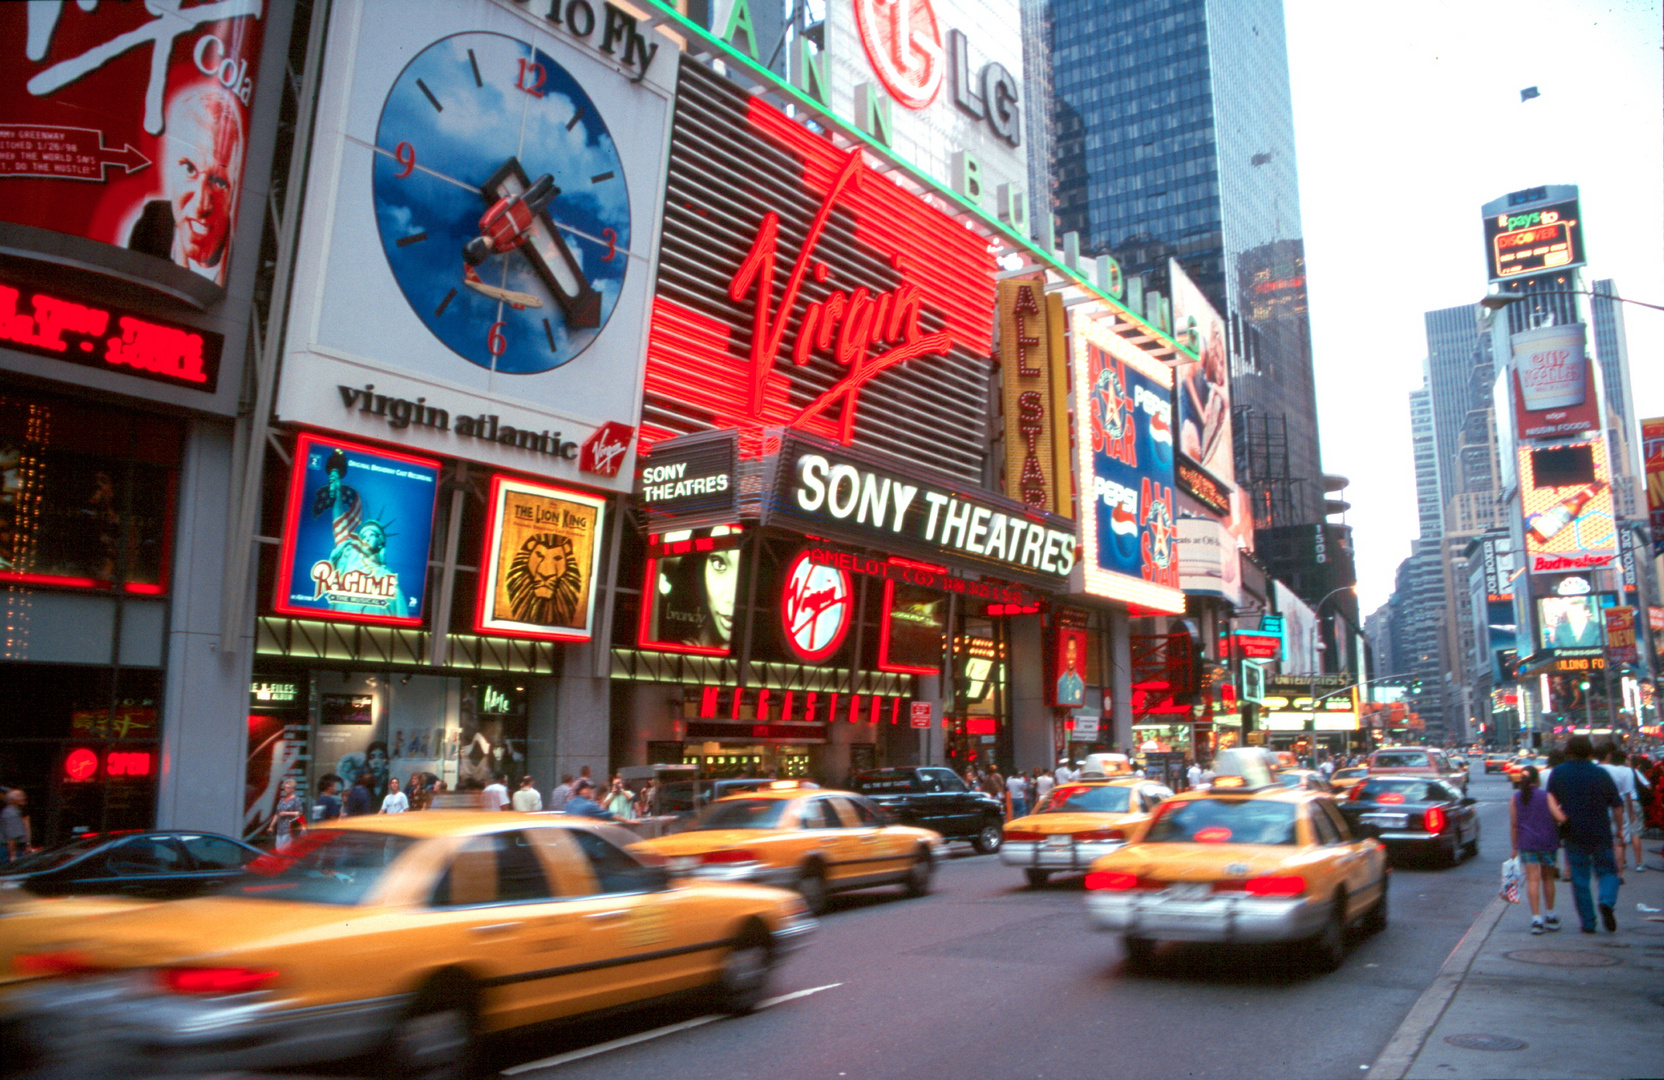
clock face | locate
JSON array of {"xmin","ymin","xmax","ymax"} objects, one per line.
[{"xmin": 372, "ymin": 32, "xmax": 631, "ymax": 374}]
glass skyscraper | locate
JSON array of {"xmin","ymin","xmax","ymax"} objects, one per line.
[{"xmin": 1040, "ymin": 0, "xmax": 1324, "ymax": 529}]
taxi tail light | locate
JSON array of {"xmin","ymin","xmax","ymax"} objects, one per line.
[
  {"xmin": 1243, "ymin": 875, "xmax": 1306, "ymax": 898},
  {"xmin": 14, "ymin": 951, "xmax": 98, "ymax": 977},
  {"xmin": 157, "ymin": 967, "xmax": 279, "ymax": 995},
  {"xmin": 700, "ymin": 849, "xmax": 758, "ymax": 865},
  {"xmin": 1074, "ymin": 828, "xmax": 1127, "ymax": 842},
  {"xmin": 1084, "ymin": 871, "xmax": 1139, "ymax": 891},
  {"xmin": 1423, "ymin": 807, "xmax": 1447, "ymax": 835},
  {"xmin": 1003, "ymin": 830, "xmax": 1044, "ymax": 841}
]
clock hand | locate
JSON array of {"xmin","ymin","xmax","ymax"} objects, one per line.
[
  {"xmin": 463, "ymin": 173, "xmax": 562, "ymax": 266},
  {"xmin": 470, "ymin": 163, "xmax": 602, "ymax": 331}
]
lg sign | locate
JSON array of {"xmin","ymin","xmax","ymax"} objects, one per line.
[{"xmin": 853, "ymin": 0, "xmax": 1020, "ymax": 147}]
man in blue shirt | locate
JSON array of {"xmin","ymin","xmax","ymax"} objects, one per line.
[
  {"xmin": 1547, "ymin": 736, "xmax": 1625, "ymax": 933},
  {"xmin": 562, "ymin": 778, "xmax": 615, "ymax": 820}
]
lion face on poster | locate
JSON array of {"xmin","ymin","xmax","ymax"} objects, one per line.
[{"xmin": 505, "ymin": 533, "xmax": 583, "ymax": 626}]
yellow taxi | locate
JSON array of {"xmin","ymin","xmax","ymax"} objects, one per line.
[
  {"xmin": 998, "ymin": 777, "xmax": 1172, "ymax": 888},
  {"xmin": 2, "ymin": 812, "xmax": 814, "ymax": 1077},
  {"xmin": 633, "ymin": 782, "xmax": 944, "ymax": 914},
  {"xmin": 1084, "ymin": 753, "xmax": 1388, "ymax": 972},
  {"xmin": 1328, "ymin": 766, "xmax": 1370, "ymax": 794}
]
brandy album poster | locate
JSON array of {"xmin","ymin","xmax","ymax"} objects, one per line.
[{"xmin": 477, "ymin": 476, "xmax": 605, "ymax": 641}]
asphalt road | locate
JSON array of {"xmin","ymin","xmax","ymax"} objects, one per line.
[{"xmin": 486, "ymin": 768, "xmax": 1516, "ymax": 1080}]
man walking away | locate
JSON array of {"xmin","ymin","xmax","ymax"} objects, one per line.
[
  {"xmin": 314, "ymin": 775, "xmax": 343, "ymax": 823},
  {"xmin": 1547, "ymin": 736, "xmax": 1625, "ymax": 933},
  {"xmin": 481, "ymin": 772, "xmax": 510, "ymax": 812},
  {"xmin": 345, "ymin": 772, "xmax": 375, "ymax": 817},
  {"xmin": 512, "ymin": 775, "xmax": 543, "ymax": 813},
  {"xmin": 550, "ymin": 773, "xmax": 575, "ymax": 812},
  {"xmin": 1600, "ymin": 748, "xmax": 1646, "ymax": 873}
]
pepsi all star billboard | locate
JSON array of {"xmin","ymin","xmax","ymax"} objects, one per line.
[
  {"xmin": 274, "ymin": 433, "xmax": 440, "ymax": 627},
  {"xmin": 1073, "ymin": 310, "xmax": 1184, "ymax": 612}
]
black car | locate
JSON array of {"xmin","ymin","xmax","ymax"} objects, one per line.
[
  {"xmin": 1340, "ymin": 776, "xmax": 1479, "ymax": 866},
  {"xmin": 0, "ymin": 830, "xmax": 265, "ymax": 900},
  {"xmin": 851, "ymin": 767, "xmax": 1006, "ymax": 852}
]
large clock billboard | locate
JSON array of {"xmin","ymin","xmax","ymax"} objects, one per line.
[{"xmin": 274, "ymin": 0, "xmax": 677, "ymax": 493}]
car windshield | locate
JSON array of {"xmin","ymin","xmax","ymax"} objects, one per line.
[
  {"xmin": 1359, "ymin": 779, "xmax": 1436, "ymax": 802},
  {"xmin": 1274, "ymin": 773, "xmax": 1310, "ymax": 788},
  {"xmin": 1373, "ymin": 752, "xmax": 1428, "ymax": 768},
  {"xmin": 225, "ymin": 831, "xmax": 417, "ymax": 905},
  {"xmin": 1144, "ymin": 799, "xmax": 1299, "ymax": 846},
  {"xmin": 694, "ymin": 798, "xmax": 789, "ymax": 830},
  {"xmin": 1038, "ymin": 784, "xmax": 1132, "ymax": 814},
  {"xmin": 1, "ymin": 834, "xmax": 113, "ymax": 874}
]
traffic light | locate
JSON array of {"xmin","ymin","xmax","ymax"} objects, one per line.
[{"xmin": 1579, "ymin": 679, "xmax": 1591, "ymax": 691}]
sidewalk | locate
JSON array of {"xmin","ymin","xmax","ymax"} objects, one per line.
[{"xmin": 1371, "ymin": 839, "xmax": 1664, "ymax": 1080}]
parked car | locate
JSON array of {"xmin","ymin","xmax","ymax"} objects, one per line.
[
  {"xmin": 0, "ymin": 830, "xmax": 264, "ymax": 901},
  {"xmin": 851, "ymin": 766, "xmax": 1007, "ymax": 853},
  {"xmin": 1340, "ymin": 775, "xmax": 1479, "ymax": 866}
]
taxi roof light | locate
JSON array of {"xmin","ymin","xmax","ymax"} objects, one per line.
[
  {"xmin": 1212, "ymin": 776, "xmax": 1247, "ymax": 788},
  {"xmin": 1244, "ymin": 874, "xmax": 1306, "ymax": 898}
]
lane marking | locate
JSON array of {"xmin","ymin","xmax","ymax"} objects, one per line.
[{"xmin": 499, "ymin": 983, "xmax": 843, "ymax": 1075}]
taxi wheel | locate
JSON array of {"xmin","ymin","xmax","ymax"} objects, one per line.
[
  {"xmin": 1122, "ymin": 935, "xmax": 1156, "ymax": 970},
  {"xmin": 383, "ymin": 976, "xmax": 477, "ymax": 1080},
  {"xmin": 1025, "ymin": 869, "xmax": 1051, "ymax": 889},
  {"xmin": 1308, "ymin": 893, "xmax": 1348, "ymax": 972},
  {"xmin": 796, "ymin": 862, "xmax": 828, "ymax": 915},
  {"xmin": 716, "ymin": 923, "xmax": 774, "ymax": 1014},
  {"xmin": 904, "ymin": 847, "xmax": 934, "ymax": 897},
  {"xmin": 972, "ymin": 821, "xmax": 1003, "ymax": 855}
]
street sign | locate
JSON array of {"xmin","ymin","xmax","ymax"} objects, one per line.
[
  {"xmin": 910, "ymin": 701, "xmax": 934, "ymax": 729},
  {"xmin": 1071, "ymin": 710, "xmax": 1100, "ymax": 739}
]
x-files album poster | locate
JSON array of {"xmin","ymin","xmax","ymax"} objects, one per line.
[
  {"xmin": 1073, "ymin": 312, "xmax": 1183, "ymax": 612},
  {"xmin": 0, "ymin": 3, "xmax": 268, "ymax": 293},
  {"xmin": 476, "ymin": 475, "xmax": 605, "ymax": 641},
  {"xmin": 274, "ymin": 0, "xmax": 677, "ymax": 494},
  {"xmin": 1168, "ymin": 258, "xmax": 1234, "ymax": 493},
  {"xmin": 274, "ymin": 434, "xmax": 440, "ymax": 627}
]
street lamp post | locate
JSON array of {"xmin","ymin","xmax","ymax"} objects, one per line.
[
  {"xmin": 1307, "ymin": 585, "xmax": 1357, "ymax": 763},
  {"xmin": 1479, "ymin": 289, "xmax": 1664, "ymax": 315}
]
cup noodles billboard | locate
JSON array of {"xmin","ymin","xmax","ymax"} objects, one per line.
[
  {"xmin": 1511, "ymin": 323, "xmax": 1600, "ymax": 442},
  {"xmin": 0, "ymin": 2, "xmax": 268, "ymax": 295}
]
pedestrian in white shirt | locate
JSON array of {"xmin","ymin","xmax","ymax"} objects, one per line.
[
  {"xmin": 1600, "ymin": 748, "xmax": 1645, "ymax": 873},
  {"xmin": 1034, "ymin": 771, "xmax": 1055, "ymax": 805},
  {"xmin": 1055, "ymin": 760, "xmax": 1076, "ymax": 785},
  {"xmin": 379, "ymin": 777, "xmax": 409, "ymax": 814},
  {"xmin": 481, "ymin": 773, "xmax": 510, "ymax": 812},
  {"xmin": 511, "ymin": 775, "xmax": 543, "ymax": 813}
]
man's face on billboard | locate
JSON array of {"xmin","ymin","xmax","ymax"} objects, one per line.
[
  {"xmin": 1065, "ymin": 636, "xmax": 1079, "ymax": 671},
  {"xmin": 166, "ymin": 95, "xmax": 239, "ymax": 266}
]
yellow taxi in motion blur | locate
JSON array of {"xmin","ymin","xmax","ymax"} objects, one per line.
[
  {"xmin": 633, "ymin": 783, "xmax": 944, "ymax": 914},
  {"xmin": 2, "ymin": 812, "xmax": 814, "ymax": 1078},
  {"xmin": 1084, "ymin": 771, "xmax": 1388, "ymax": 971},
  {"xmin": 1328, "ymin": 767, "xmax": 1370, "ymax": 794},
  {"xmin": 999, "ymin": 778, "xmax": 1172, "ymax": 888}
]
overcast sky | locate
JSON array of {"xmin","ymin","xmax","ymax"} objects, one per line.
[{"xmin": 1282, "ymin": 0, "xmax": 1663, "ymax": 613}]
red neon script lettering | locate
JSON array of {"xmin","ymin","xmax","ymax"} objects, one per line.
[{"xmin": 728, "ymin": 151, "xmax": 952, "ymax": 443}]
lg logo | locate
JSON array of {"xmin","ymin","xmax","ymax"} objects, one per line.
[{"xmin": 855, "ymin": 0, "xmax": 944, "ymax": 109}]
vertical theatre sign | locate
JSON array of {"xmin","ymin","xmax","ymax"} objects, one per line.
[{"xmin": 999, "ymin": 278, "xmax": 1070, "ymax": 515}]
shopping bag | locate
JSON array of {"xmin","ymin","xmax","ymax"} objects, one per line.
[{"xmin": 1499, "ymin": 856, "xmax": 1522, "ymax": 904}]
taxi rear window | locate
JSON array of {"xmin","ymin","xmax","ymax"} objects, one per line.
[
  {"xmin": 694, "ymin": 798, "xmax": 789, "ymax": 830},
  {"xmin": 1040, "ymin": 785, "xmax": 1131, "ymax": 814},
  {"xmin": 1358, "ymin": 779, "xmax": 1435, "ymax": 802},
  {"xmin": 231, "ymin": 831, "xmax": 417, "ymax": 905},
  {"xmin": 1372, "ymin": 752, "xmax": 1430, "ymax": 768},
  {"xmin": 1144, "ymin": 799, "xmax": 1298, "ymax": 846}
]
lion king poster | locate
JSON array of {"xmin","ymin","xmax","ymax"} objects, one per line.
[{"xmin": 476, "ymin": 476, "xmax": 605, "ymax": 641}]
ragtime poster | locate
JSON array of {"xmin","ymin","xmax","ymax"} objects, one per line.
[
  {"xmin": 476, "ymin": 476, "xmax": 605, "ymax": 640},
  {"xmin": 274, "ymin": 435, "xmax": 439, "ymax": 627}
]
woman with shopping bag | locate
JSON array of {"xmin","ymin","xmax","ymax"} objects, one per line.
[{"xmin": 1510, "ymin": 765, "xmax": 1561, "ymax": 934}]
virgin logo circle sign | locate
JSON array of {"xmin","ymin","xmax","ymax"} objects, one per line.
[
  {"xmin": 781, "ymin": 551, "xmax": 854, "ymax": 662},
  {"xmin": 855, "ymin": 0, "xmax": 944, "ymax": 110}
]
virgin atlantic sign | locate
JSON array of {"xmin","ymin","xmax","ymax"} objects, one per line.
[{"xmin": 644, "ymin": 58, "xmax": 996, "ymax": 481}]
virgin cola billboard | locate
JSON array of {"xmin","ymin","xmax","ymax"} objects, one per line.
[{"xmin": 0, "ymin": 2, "xmax": 268, "ymax": 299}]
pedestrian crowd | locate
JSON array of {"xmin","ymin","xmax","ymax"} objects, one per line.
[{"xmin": 1508, "ymin": 736, "xmax": 1657, "ymax": 936}]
